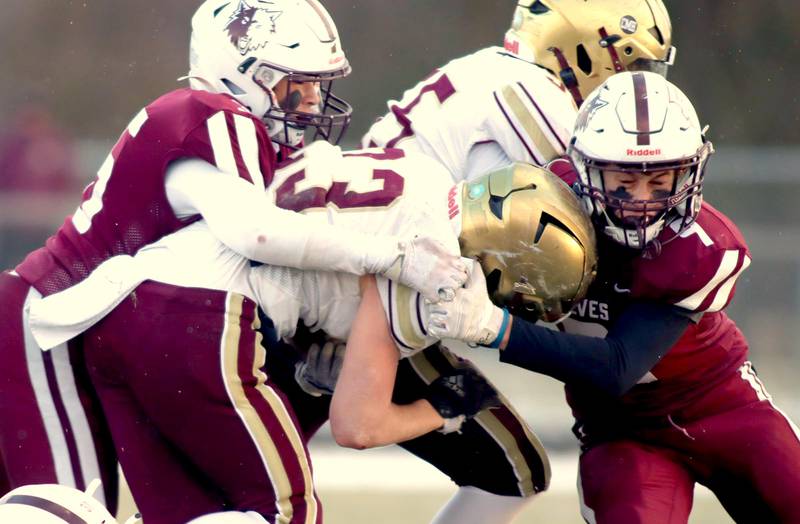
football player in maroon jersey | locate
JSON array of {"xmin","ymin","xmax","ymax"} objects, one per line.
[
  {"xmin": 0, "ymin": 0, "xmax": 468, "ymax": 512},
  {"xmin": 428, "ymin": 71, "xmax": 800, "ymax": 523}
]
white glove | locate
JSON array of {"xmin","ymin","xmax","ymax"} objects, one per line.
[
  {"xmin": 294, "ymin": 340, "xmax": 346, "ymax": 397},
  {"xmin": 427, "ymin": 262, "xmax": 509, "ymax": 347},
  {"xmin": 379, "ymin": 236, "xmax": 468, "ymax": 303}
]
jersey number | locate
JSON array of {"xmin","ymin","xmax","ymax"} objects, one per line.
[
  {"xmin": 274, "ymin": 149, "xmax": 405, "ymax": 212},
  {"xmin": 72, "ymin": 109, "xmax": 149, "ymax": 234},
  {"xmin": 382, "ymin": 73, "xmax": 456, "ymax": 148}
]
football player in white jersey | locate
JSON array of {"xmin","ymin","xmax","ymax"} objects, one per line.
[
  {"xmin": 73, "ymin": 144, "xmax": 596, "ymax": 524},
  {"xmin": 363, "ymin": 0, "xmax": 674, "ymax": 183},
  {"xmin": 359, "ymin": 0, "xmax": 674, "ymax": 519}
]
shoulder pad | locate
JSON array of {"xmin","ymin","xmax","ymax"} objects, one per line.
[{"xmin": 632, "ymin": 203, "xmax": 750, "ymax": 313}]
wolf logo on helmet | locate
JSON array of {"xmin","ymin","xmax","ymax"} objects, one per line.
[
  {"xmin": 189, "ymin": 0, "xmax": 352, "ymax": 148},
  {"xmin": 226, "ymin": 1, "xmax": 284, "ymax": 50}
]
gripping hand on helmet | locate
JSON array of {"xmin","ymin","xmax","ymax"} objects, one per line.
[
  {"xmin": 426, "ymin": 262, "xmax": 510, "ymax": 348},
  {"xmin": 379, "ymin": 236, "xmax": 469, "ymax": 303}
]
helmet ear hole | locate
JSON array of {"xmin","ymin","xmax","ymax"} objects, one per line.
[
  {"xmin": 488, "ymin": 195, "xmax": 505, "ymax": 220},
  {"xmin": 576, "ymin": 44, "xmax": 592, "ymax": 75},
  {"xmin": 221, "ymin": 78, "xmax": 246, "ymax": 95},
  {"xmin": 649, "ymin": 25, "xmax": 665, "ymax": 45},
  {"xmin": 528, "ymin": 0, "xmax": 551, "ymax": 14}
]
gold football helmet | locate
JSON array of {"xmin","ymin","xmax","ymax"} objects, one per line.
[
  {"xmin": 504, "ymin": 0, "xmax": 674, "ymax": 106},
  {"xmin": 459, "ymin": 163, "xmax": 597, "ymax": 322}
]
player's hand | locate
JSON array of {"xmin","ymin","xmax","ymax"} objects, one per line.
[
  {"xmin": 425, "ymin": 363, "xmax": 502, "ymax": 434},
  {"xmin": 294, "ymin": 340, "xmax": 346, "ymax": 397},
  {"xmin": 381, "ymin": 236, "xmax": 469, "ymax": 303},
  {"xmin": 427, "ymin": 262, "xmax": 509, "ymax": 347}
]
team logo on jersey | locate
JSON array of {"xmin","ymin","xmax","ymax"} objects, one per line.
[
  {"xmin": 226, "ymin": 0, "xmax": 283, "ymax": 55},
  {"xmin": 620, "ymin": 15, "xmax": 638, "ymax": 35}
]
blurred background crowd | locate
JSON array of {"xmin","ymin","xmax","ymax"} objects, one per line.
[{"xmin": 1, "ymin": 1, "xmax": 799, "ymax": 444}]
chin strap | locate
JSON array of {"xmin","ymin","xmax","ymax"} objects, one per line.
[{"xmin": 598, "ymin": 27, "xmax": 626, "ymax": 73}]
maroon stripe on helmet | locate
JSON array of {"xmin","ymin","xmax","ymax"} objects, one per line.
[
  {"xmin": 304, "ymin": 0, "xmax": 335, "ymax": 41},
  {"xmin": 6, "ymin": 494, "xmax": 87, "ymax": 524},
  {"xmin": 632, "ymin": 72, "xmax": 650, "ymax": 145}
]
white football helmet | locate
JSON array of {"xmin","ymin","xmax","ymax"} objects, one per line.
[
  {"xmin": 188, "ymin": 0, "xmax": 352, "ymax": 148},
  {"xmin": 0, "ymin": 483, "xmax": 118, "ymax": 523},
  {"xmin": 568, "ymin": 71, "xmax": 713, "ymax": 251},
  {"xmin": 187, "ymin": 511, "xmax": 269, "ymax": 523}
]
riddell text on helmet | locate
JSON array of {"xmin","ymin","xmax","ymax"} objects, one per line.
[{"xmin": 626, "ymin": 148, "xmax": 662, "ymax": 156}]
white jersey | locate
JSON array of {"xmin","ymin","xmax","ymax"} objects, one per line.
[
  {"xmin": 29, "ymin": 143, "xmax": 454, "ymax": 358},
  {"xmin": 362, "ymin": 46, "xmax": 577, "ymax": 182}
]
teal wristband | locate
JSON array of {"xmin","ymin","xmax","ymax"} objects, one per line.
[{"xmin": 488, "ymin": 308, "xmax": 510, "ymax": 348}]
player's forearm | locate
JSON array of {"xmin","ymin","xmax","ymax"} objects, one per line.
[
  {"xmin": 331, "ymin": 399, "xmax": 443, "ymax": 449},
  {"xmin": 500, "ymin": 319, "xmax": 636, "ymax": 395},
  {"xmin": 500, "ymin": 302, "xmax": 691, "ymax": 396}
]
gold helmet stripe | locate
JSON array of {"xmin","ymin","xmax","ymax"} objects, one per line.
[{"xmin": 499, "ymin": 84, "xmax": 562, "ymax": 164}]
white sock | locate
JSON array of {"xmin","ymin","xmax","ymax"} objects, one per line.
[{"xmin": 430, "ymin": 486, "xmax": 535, "ymax": 524}]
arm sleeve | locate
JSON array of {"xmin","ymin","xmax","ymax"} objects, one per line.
[
  {"xmin": 165, "ymin": 157, "xmax": 399, "ymax": 275},
  {"xmin": 499, "ymin": 302, "xmax": 692, "ymax": 396}
]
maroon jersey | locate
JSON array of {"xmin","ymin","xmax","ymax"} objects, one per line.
[
  {"xmin": 562, "ymin": 202, "xmax": 752, "ymax": 422},
  {"xmin": 15, "ymin": 88, "xmax": 275, "ymax": 296}
]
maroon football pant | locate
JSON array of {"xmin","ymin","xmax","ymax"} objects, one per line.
[
  {"xmin": 578, "ymin": 363, "xmax": 800, "ymax": 523},
  {"xmin": 84, "ymin": 281, "xmax": 320, "ymax": 524},
  {"xmin": 0, "ymin": 271, "xmax": 117, "ymax": 509}
]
